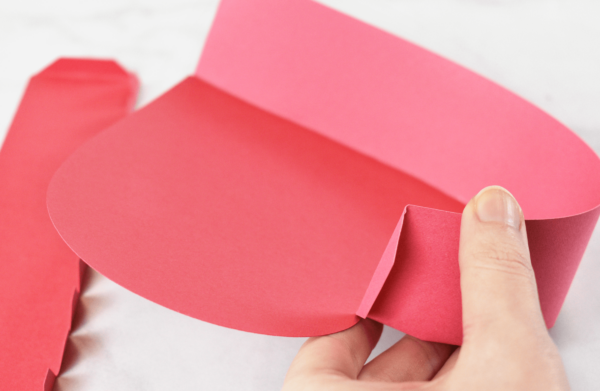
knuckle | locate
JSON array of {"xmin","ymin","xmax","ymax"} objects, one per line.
[
  {"xmin": 359, "ymin": 370, "xmax": 393, "ymax": 383},
  {"xmin": 467, "ymin": 239, "xmax": 533, "ymax": 279}
]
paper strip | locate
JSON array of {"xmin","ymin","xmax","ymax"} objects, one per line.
[{"xmin": 0, "ymin": 58, "xmax": 137, "ymax": 390}]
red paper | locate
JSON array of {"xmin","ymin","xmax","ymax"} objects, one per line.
[
  {"xmin": 0, "ymin": 59, "xmax": 137, "ymax": 390},
  {"xmin": 48, "ymin": 78, "xmax": 463, "ymax": 337},
  {"xmin": 47, "ymin": 0, "xmax": 600, "ymax": 345}
]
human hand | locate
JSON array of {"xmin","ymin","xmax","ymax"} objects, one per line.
[{"xmin": 282, "ymin": 186, "xmax": 570, "ymax": 390}]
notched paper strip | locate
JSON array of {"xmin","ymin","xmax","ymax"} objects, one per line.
[{"xmin": 0, "ymin": 58, "xmax": 137, "ymax": 391}]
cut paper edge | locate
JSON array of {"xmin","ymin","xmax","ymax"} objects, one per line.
[{"xmin": 36, "ymin": 58, "xmax": 140, "ymax": 113}]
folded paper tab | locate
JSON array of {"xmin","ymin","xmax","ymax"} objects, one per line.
[{"xmin": 47, "ymin": 0, "xmax": 600, "ymax": 345}]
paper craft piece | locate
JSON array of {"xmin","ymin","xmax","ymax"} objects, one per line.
[
  {"xmin": 0, "ymin": 59, "xmax": 137, "ymax": 391},
  {"xmin": 47, "ymin": 0, "xmax": 600, "ymax": 345}
]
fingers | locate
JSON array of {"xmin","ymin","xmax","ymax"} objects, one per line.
[
  {"xmin": 359, "ymin": 335, "xmax": 455, "ymax": 383},
  {"xmin": 284, "ymin": 319, "xmax": 383, "ymax": 385},
  {"xmin": 459, "ymin": 186, "xmax": 547, "ymax": 342}
]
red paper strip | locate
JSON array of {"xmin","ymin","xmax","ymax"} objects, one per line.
[
  {"xmin": 47, "ymin": 0, "xmax": 600, "ymax": 345},
  {"xmin": 0, "ymin": 59, "xmax": 137, "ymax": 390}
]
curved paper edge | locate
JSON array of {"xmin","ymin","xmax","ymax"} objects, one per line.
[{"xmin": 48, "ymin": 76, "xmax": 418, "ymax": 338}]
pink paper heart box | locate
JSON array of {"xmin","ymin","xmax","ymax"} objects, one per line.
[{"xmin": 47, "ymin": 0, "xmax": 600, "ymax": 345}]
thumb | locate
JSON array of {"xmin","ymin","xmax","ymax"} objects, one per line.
[{"xmin": 458, "ymin": 186, "xmax": 547, "ymax": 343}]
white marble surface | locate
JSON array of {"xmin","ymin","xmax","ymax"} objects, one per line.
[{"xmin": 1, "ymin": 0, "xmax": 599, "ymax": 390}]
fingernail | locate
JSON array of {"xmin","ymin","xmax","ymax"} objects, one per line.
[{"xmin": 474, "ymin": 186, "xmax": 522, "ymax": 230}]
